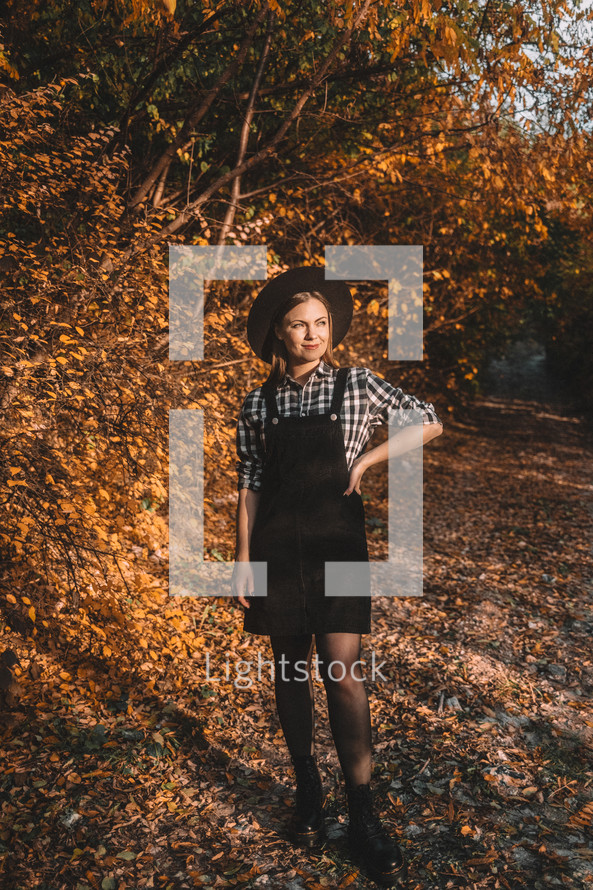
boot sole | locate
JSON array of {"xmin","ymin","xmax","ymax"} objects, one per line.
[
  {"xmin": 289, "ymin": 822, "xmax": 326, "ymax": 848},
  {"xmin": 290, "ymin": 830, "xmax": 326, "ymax": 848},
  {"xmin": 347, "ymin": 840, "xmax": 407, "ymax": 886}
]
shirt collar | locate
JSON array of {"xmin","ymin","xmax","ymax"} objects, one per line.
[{"xmin": 279, "ymin": 359, "xmax": 331, "ymax": 388}]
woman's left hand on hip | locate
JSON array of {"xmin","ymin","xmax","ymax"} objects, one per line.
[{"xmin": 344, "ymin": 458, "xmax": 366, "ymax": 496}]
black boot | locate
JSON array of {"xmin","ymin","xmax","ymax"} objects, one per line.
[
  {"xmin": 346, "ymin": 782, "xmax": 407, "ymax": 886},
  {"xmin": 288, "ymin": 754, "xmax": 325, "ymax": 847}
]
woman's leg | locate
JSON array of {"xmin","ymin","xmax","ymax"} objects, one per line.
[
  {"xmin": 315, "ymin": 632, "xmax": 372, "ymax": 787},
  {"xmin": 269, "ymin": 633, "xmax": 316, "ymax": 757},
  {"xmin": 316, "ymin": 634, "xmax": 406, "ymax": 881}
]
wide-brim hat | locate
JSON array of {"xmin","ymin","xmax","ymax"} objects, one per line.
[{"xmin": 247, "ymin": 265, "xmax": 353, "ymax": 362}]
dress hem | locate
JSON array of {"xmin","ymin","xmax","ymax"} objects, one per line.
[{"xmin": 242, "ymin": 623, "xmax": 371, "ymax": 636}]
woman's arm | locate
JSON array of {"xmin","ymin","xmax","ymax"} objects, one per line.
[
  {"xmin": 232, "ymin": 487, "xmax": 262, "ymax": 607},
  {"xmin": 235, "ymin": 487, "xmax": 261, "ymax": 560},
  {"xmin": 233, "ymin": 391, "xmax": 265, "ymax": 606},
  {"xmin": 344, "ymin": 422, "xmax": 443, "ymax": 495}
]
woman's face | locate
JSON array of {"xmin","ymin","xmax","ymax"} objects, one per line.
[{"xmin": 274, "ymin": 298, "xmax": 330, "ymax": 366}]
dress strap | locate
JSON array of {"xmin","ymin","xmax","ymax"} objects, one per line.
[
  {"xmin": 261, "ymin": 382, "xmax": 279, "ymax": 419},
  {"xmin": 330, "ymin": 367, "xmax": 349, "ymax": 415}
]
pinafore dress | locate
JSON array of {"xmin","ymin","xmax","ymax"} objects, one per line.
[{"xmin": 244, "ymin": 367, "xmax": 371, "ymax": 636}]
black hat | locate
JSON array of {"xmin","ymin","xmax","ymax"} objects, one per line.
[{"xmin": 247, "ymin": 265, "xmax": 353, "ymax": 362}]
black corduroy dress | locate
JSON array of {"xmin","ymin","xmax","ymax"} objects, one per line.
[{"xmin": 244, "ymin": 368, "xmax": 371, "ymax": 636}]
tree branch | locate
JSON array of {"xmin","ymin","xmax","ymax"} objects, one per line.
[
  {"xmin": 217, "ymin": 9, "xmax": 275, "ymax": 245},
  {"xmin": 129, "ymin": 3, "xmax": 270, "ymax": 210},
  {"xmin": 114, "ymin": 7, "xmax": 225, "ymax": 149},
  {"xmin": 114, "ymin": 0, "xmax": 374, "ymax": 272}
]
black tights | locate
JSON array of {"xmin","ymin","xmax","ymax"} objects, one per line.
[{"xmin": 269, "ymin": 632, "xmax": 372, "ymax": 788}]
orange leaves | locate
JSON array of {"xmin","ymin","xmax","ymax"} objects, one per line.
[
  {"xmin": 568, "ymin": 801, "xmax": 593, "ymax": 830},
  {"xmin": 465, "ymin": 849, "xmax": 498, "ymax": 866},
  {"xmin": 89, "ymin": 622, "xmax": 107, "ymax": 641},
  {"xmin": 540, "ymin": 163, "xmax": 556, "ymax": 183},
  {"xmin": 266, "ymin": 0, "xmax": 286, "ymax": 18}
]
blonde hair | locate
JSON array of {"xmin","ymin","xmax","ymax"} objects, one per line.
[{"xmin": 263, "ymin": 291, "xmax": 339, "ymax": 388}]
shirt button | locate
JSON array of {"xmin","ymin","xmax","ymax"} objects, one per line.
[
  {"xmin": 330, "ymin": 413, "xmax": 337, "ymax": 421},
  {"xmin": 271, "ymin": 417, "xmax": 279, "ymax": 425}
]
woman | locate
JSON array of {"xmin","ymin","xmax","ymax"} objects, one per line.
[{"xmin": 231, "ymin": 266, "xmax": 443, "ymax": 886}]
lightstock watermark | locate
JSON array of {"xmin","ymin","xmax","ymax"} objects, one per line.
[
  {"xmin": 201, "ymin": 649, "xmax": 390, "ymax": 689},
  {"xmin": 168, "ymin": 244, "xmax": 424, "ymax": 600}
]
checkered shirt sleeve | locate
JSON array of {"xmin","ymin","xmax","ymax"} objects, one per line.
[{"xmin": 235, "ymin": 363, "xmax": 442, "ymax": 492}]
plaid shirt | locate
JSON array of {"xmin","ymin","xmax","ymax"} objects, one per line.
[{"xmin": 236, "ymin": 360, "xmax": 442, "ymax": 491}]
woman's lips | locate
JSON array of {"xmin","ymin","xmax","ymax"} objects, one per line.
[{"xmin": 303, "ymin": 344, "xmax": 320, "ymax": 349}]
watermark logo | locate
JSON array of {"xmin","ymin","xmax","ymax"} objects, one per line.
[
  {"xmin": 169, "ymin": 245, "xmax": 424, "ymax": 600},
  {"xmin": 201, "ymin": 649, "xmax": 389, "ymax": 689}
]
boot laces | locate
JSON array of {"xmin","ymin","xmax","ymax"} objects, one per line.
[
  {"xmin": 359, "ymin": 802, "xmax": 388, "ymax": 840},
  {"xmin": 349, "ymin": 787, "xmax": 389, "ymax": 841},
  {"xmin": 293, "ymin": 758, "xmax": 322, "ymax": 808}
]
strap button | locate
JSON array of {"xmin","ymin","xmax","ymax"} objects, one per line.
[
  {"xmin": 271, "ymin": 417, "xmax": 279, "ymax": 425},
  {"xmin": 330, "ymin": 413, "xmax": 337, "ymax": 421}
]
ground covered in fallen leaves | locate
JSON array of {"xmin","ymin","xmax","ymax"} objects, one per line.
[{"xmin": 1, "ymin": 358, "xmax": 592, "ymax": 890}]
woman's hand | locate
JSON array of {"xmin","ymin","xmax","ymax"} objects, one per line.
[
  {"xmin": 231, "ymin": 560, "xmax": 254, "ymax": 609},
  {"xmin": 344, "ymin": 456, "xmax": 368, "ymax": 496}
]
